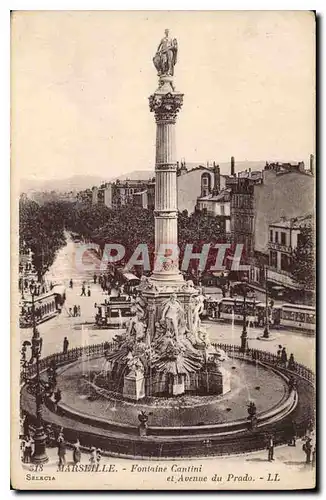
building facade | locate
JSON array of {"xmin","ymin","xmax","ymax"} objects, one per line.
[
  {"xmin": 266, "ymin": 214, "xmax": 313, "ymax": 288},
  {"xmin": 230, "ymin": 179, "xmax": 255, "ymax": 259}
]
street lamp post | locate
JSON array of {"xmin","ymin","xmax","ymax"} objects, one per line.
[
  {"xmin": 240, "ymin": 276, "xmax": 249, "ymax": 352},
  {"xmin": 29, "ymin": 282, "xmax": 48, "ymax": 464},
  {"xmin": 263, "ymin": 266, "xmax": 270, "ymax": 339}
]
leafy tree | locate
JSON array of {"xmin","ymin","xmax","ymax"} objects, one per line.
[
  {"xmin": 291, "ymin": 226, "xmax": 315, "ymax": 290},
  {"xmin": 19, "ymin": 198, "xmax": 66, "ymax": 280}
]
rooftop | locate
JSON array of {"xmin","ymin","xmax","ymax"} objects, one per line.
[
  {"xmin": 197, "ymin": 189, "xmax": 231, "ymax": 202},
  {"xmin": 270, "ymin": 214, "xmax": 313, "ymax": 229}
]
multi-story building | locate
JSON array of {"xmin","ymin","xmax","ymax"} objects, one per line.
[
  {"xmin": 254, "ymin": 160, "xmax": 315, "ymax": 255},
  {"xmin": 230, "ymin": 178, "xmax": 255, "ymax": 259},
  {"xmin": 177, "ymin": 160, "xmax": 227, "ymax": 214},
  {"xmin": 266, "ymin": 214, "xmax": 313, "ymax": 289},
  {"xmin": 90, "ymin": 179, "xmax": 155, "ymax": 209},
  {"xmin": 196, "ymin": 163, "xmax": 231, "ymax": 233},
  {"xmin": 87, "ymin": 161, "xmax": 229, "ymax": 214},
  {"xmin": 250, "ymin": 159, "xmax": 314, "ymax": 288}
]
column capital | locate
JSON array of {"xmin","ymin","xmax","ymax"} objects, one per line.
[{"xmin": 149, "ymin": 92, "xmax": 184, "ymax": 123}]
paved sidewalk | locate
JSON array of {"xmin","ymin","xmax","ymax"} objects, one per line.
[{"xmin": 20, "ymin": 438, "xmax": 314, "ymax": 472}]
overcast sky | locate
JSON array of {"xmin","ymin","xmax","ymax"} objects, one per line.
[{"xmin": 11, "ymin": 10, "xmax": 315, "ymax": 181}]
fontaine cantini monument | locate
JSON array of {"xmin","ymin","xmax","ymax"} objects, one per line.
[
  {"xmin": 21, "ymin": 30, "xmax": 311, "ymax": 460},
  {"xmin": 105, "ymin": 28, "xmax": 231, "ymax": 400}
]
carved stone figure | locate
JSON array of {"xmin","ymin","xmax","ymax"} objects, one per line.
[
  {"xmin": 190, "ymin": 293, "xmax": 205, "ymax": 338},
  {"xmin": 127, "ymin": 310, "xmax": 145, "ymax": 341},
  {"xmin": 161, "ymin": 293, "xmax": 184, "ymax": 341},
  {"xmin": 126, "ymin": 352, "xmax": 144, "ymax": 376},
  {"xmin": 153, "ymin": 29, "xmax": 178, "ymax": 77}
]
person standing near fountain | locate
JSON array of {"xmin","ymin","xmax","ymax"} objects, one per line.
[
  {"xmin": 63, "ymin": 336, "xmax": 69, "ymax": 354},
  {"xmin": 57, "ymin": 432, "xmax": 66, "ymax": 467},
  {"xmin": 267, "ymin": 433, "xmax": 275, "ymax": 462},
  {"xmin": 73, "ymin": 438, "xmax": 81, "ymax": 464}
]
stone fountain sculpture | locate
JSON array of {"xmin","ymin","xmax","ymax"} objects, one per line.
[{"xmin": 104, "ymin": 31, "xmax": 229, "ymax": 400}]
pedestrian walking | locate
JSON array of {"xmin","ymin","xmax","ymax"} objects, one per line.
[
  {"xmin": 303, "ymin": 437, "xmax": 312, "ymax": 464},
  {"xmin": 281, "ymin": 347, "xmax": 287, "ymax": 367},
  {"xmin": 93, "ymin": 274, "xmax": 97, "ymax": 284},
  {"xmin": 54, "ymin": 388, "xmax": 62, "ymax": 412},
  {"xmin": 69, "ymin": 279, "xmax": 73, "ymax": 289},
  {"xmin": 73, "ymin": 305, "xmax": 78, "ymax": 317},
  {"xmin": 96, "ymin": 448, "xmax": 102, "ymax": 464},
  {"xmin": 46, "ymin": 424, "xmax": 55, "ymax": 447},
  {"xmin": 87, "ymin": 286, "xmax": 91, "ymax": 297},
  {"xmin": 68, "ymin": 307, "xmax": 72, "ymax": 317},
  {"xmin": 90, "ymin": 446, "xmax": 97, "ymax": 464},
  {"xmin": 276, "ymin": 345, "xmax": 282, "ymax": 365},
  {"xmin": 267, "ymin": 434, "xmax": 275, "ymax": 461},
  {"xmin": 77, "ymin": 305, "xmax": 81, "ymax": 317},
  {"xmin": 288, "ymin": 353, "xmax": 296, "ymax": 371},
  {"xmin": 81, "ymin": 284, "xmax": 86, "ymax": 296},
  {"xmin": 248, "ymin": 315, "xmax": 255, "ymax": 329},
  {"xmin": 23, "ymin": 434, "xmax": 33, "ymax": 463},
  {"xmin": 73, "ymin": 438, "xmax": 81, "ymax": 464},
  {"xmin": 23, "ymin": 413, "xmax": 30, "ymax": 437},
  {"xmin": 312, "ymin": 445, "xmax": 316, "ymax": 467},
  {"xmin": 63, "ymin": 336, "xmax": 69, "ymax": 354},
  {"xmin": 57, "ymin": 435, "xmax": 66, "ymax": 467},
  {"xmin": 288, "ymin": 419, "xmax": 297, "ymax": 446}
]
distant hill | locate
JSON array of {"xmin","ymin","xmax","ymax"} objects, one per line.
[
  {"xmin": 20, "ymin": 161, "xmax": 268, "ymax": 195},
  {"xmin": 20, "ymin": 171, "xmax": 155, "ymax": 195},
  {"xmin": 20, "ymin": 175, "xmax": 107, "ymax": 195}
]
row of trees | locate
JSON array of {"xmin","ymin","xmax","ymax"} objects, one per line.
[
  {"xmin": 19, "ymin": 198, "xmax": 67, "ymax": 280},
  {"xmin": 19, "ymin": 196, "xmax": 315, "ymax": 289},
  {"xmin": 65, "ymin": 204, "xmax": 228, "ymax": 272},
  {"xmin": 19, "ymin": 199, "xmax": 229, "ymax": 278}
]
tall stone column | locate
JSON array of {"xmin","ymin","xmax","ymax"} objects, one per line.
[{"xmin": 149, "ymin": 79, "xmax": 183, "ymax": 282}]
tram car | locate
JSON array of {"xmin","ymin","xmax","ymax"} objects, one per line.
[
  {"xmin": 19, "ymin": 287, "xmax": 65, "ymax": 328},
  {"xmin": 121, "ymin": 272, "xmax": 141, "ymax": 294},
  {"xmin": 217, "ymin": 297, "xmax": 263, "ymax": 323},
  {"xmin": 112, "ymin": 269, "xmax": 141, "ymax": 295},
  {"xmin": 95, "ymin": 296, "xmax": 134, "ymax": 328},
  {"xmin": 214, "ymin": 298, "xmax": 315, "ymax": 333},
  {"xmin": 281, "ymin": 303, "xmax": 315, "ymax": 332}
]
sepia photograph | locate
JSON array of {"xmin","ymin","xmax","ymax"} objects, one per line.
[{"xmin": 11, "ymin": 10, "xmax": 316, "ymax": 490}]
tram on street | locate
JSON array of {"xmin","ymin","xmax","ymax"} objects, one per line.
[
  {"xmin": 95, "ymin": 296, "xmax": 134, "ymax": 328},
  {"xmin": 281, "ymin": 303, "xmax": 316, "ymax": 332},
  {"xmin": 217, "ymin": 297, "xmax": 263, "ymax": 323},
  {"xmin": 19, "ymin": 289, "xmax": 65, "ymax": 328},
  {"xmin": 116, "ymin": 271, "xmax": 141, "ymax": 294},
  {"xmin": 210, "ymin": 297, "xmax": 315, "ymax": 333}
]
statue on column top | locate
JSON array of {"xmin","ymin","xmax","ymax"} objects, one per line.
[{"xmin": 153, "ymin": 29, "xmax": 178, "ymax": 77}]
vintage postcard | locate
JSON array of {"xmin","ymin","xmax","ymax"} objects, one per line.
[{"xmin": 11, "ymin": 10, "xmax": 316, "ymax": 490}]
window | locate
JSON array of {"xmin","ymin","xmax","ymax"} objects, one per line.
[
  {"xmin": 201, "ymin": 173, "xmax": 211, "ymax": 196},
  {"xmin": 220, "ymin": 205, "xmax": 225, "ymax": 216},
  {"xmin": 275, "ymin": 231, "xmax": 279, "ymax": 243},
  {"xmin": 281, "ymin": 253, "xmax": 291, "ymax": 272},
  {"xmin": 270, "ymin": 230, "xmax": 273, "ymax": 242},
  {"xmin": 270, "ymin": 251, "xmax": 277, "ymax": 268},
  {"xmin": 281, "ymin": 232, "xmax": 286, "ymax": 245}
]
